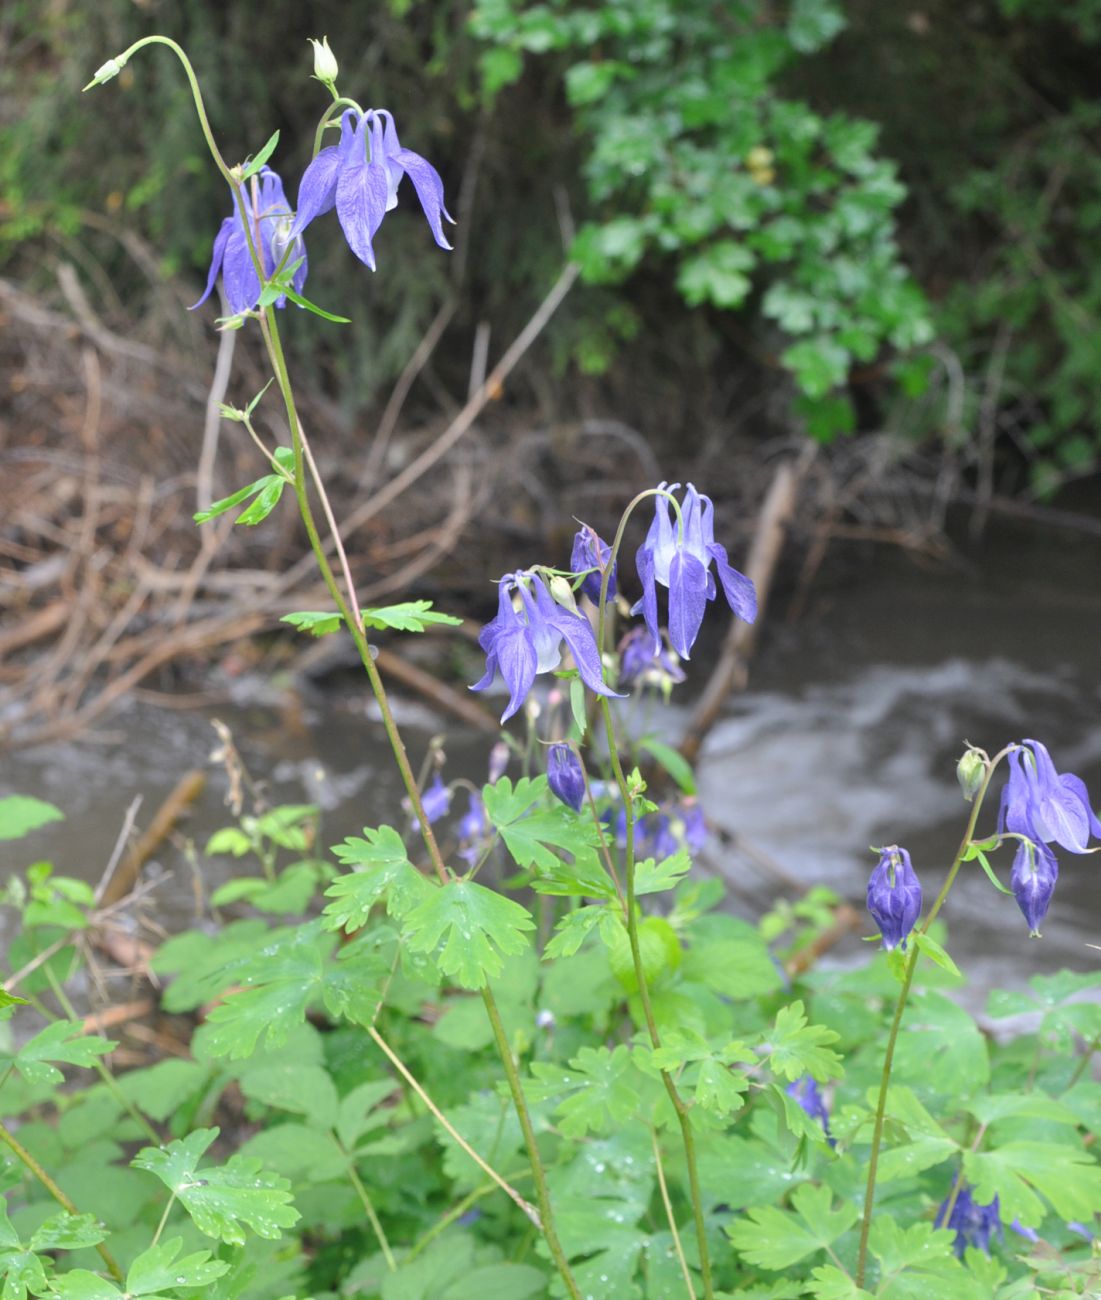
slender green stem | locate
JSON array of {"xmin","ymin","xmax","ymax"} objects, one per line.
[
  {"xmin": 480, "ymin": 989, "xmax": 582, "ymax": 1300},
  {"xmin": 574, "ymin": 743, "xmax": 624, "ymax": 905},
  {"xmin": 344, "ymin": 1154, "xmax": 396, "ymax": 1270},
  {"xmin": 406, "ymin": 1172, "xmax": 532, "ymax": 1263},
  {"xmin": 854, "ymin": 748, "xmax": 1012, "ymax": 1287},
  {"xmin": 150, "ymin": 1193, "xmax": 176, "ymax": 1249},
  {"xmin": 1065, "ymin": 1031, "xmax": 1101, "ymax": 1092},
  {"xmin": 367, "ymin": 1025, "xmax": 538, "ymax": 1223},
  {"xmin": 44, "ymin": 964, "xmax": 161, "ymax": 1144},
  {"xmin": 0, "ymin": 1119, "xmax": 124, "ymax": 1281},
  {"xmin": 651, "ymin": 1125, "xmax": 697, "ymax": 1300},
  {"xmin": 599, "ymin": 698, "xmax": 714, "ymax": 1300},
  {"xmin": 259, "ymin": 308, "xmax": 450, "ymax": 884},
  {"xmin": 596, "ymin": 487, "xmax": 681, "ymax": 655},
  {"xmin": 312, "ymin": 97, "xmax": 364, "ymax": 157}
]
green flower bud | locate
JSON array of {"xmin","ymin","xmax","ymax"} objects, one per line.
[
  {"xmin": 309, "ymin": 36, "xmax": 339, "ymax": 85},
  {"xmin": 956, "ymin": 747, "xmax": 986, "ymax": 801},
  {"xmin": 84, "ymin": 56, "xmax": 125, "ymax": 91}
]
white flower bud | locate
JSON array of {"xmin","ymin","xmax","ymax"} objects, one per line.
[{"xmin": 309, "ymin": 36, "xmax": 339, "ymax": 85}]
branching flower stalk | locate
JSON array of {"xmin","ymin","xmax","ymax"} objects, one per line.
[
  {"xmin": 855, "ymin": 746, "xmax": 1012, "ymax": 1287},
  {"xmin": 595, "ymin": 494, "xmax": 715, "ymax": 1300},
  {"xmin": 88, "ymin": 39, "xmax": 582, "ymax": 1299}
]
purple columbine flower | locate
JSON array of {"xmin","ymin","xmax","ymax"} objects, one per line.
[
  {"xmin": 935, "ymin": 1183, "xmax": 1002, "ymax": 1257},
  {"xmin": 786, "ymin": 1076, "xmax": 834, "ymax": 1145},
  {"xmin": 192, "ymin": 167, "xmax": 308, "ymax": 315},
  {"xmin": 679, "ymin": 799, "xmax": 708, "ymax": 854},
  {"xmin": 470, "ymin": 571, "xmax": 620, "ymax": 723},
  {"xmin": 458, "ymin": 791, "xmax": 486, "ymax": 843},
  {"xmin": 547, "ymin": 744, "xmax": 585, "ymax": 812},
  {"xmin": 999, "ymin": 740, "xmax": 1101, "ymax": 855},
  {"xmin": 571, "ymin": 525, "xmax": 617, "ymax": 605},
  {"xmin": 291, "ymin": 107, "xmax": 454, "ymax": 271},
  {"xmin": 632, "ymin": 482, "xmax": 756, "ymax": 660},
  {"xmin": 866, "ymin": 845, "xmax": 922, "ymax": 951},
  {"xmin": 409, "ymin": 774, "xmax": 450, "ymax": 831},
  {"xmin": 1010, "ymin": 838, "xmax": 1059, "ymax": 937},
  {"xmin": 618, "ymin": 626, "xmax": 686, "ymax": 691}
]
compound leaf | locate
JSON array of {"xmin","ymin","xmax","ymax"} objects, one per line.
[{"xmin": 132, "ymin": 1128, "xmax": 299, "ymax": 1246}]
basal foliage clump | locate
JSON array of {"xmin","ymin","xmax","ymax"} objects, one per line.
[{"xmin": 2, "ymin": 33, "xmax": 1100, "ymax": 1300}]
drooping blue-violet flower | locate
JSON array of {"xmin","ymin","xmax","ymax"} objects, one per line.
[
  {"xmin": 618, "ymin": 626, "xmax": 686, "ymax": 692},
  {"xmin": 192, "ymin": 167, "xmax": 307, "ymax": 315},
  {"xmin": 786, "ymin": 1076, "xmax": 834, "ymax": 1146},
  {"xmin": 471, "ymin": 570, "xmax": 620, "ymax": 723},
  {"xmin": 1010, "ymin": 838, "xmax": 1059, "ymax": 937},
  {"xmin": 633, "ymin": 482, "xmax": 757, "ymax": 660},
  {"xmin": 935, "ymin": 1183, "xmax": 1002, "ymax": 1257},
  {"xmin": 292, "ymin": 107, "xmax": 454, "ymax": 271},
  {"xmin": 407, "ymin": 774, "xmax": 451, "ymax": 831},
  {"xmin": 999, "ymin": 740, "xmax": 1101, "ymax": 855},
  {"xmin": 458, "ymin": 791, "xmax": 486, "ymax": 843},
  {"xmin": 866, "ymin": 845, "xmax": 922, "ymax": 951},
  {"xmin": 571, "ymin": 524, "xmax": 617, "ymax": 605},
  {"xmin": 547, "ymin": 744, "xmax": 585, "ymax": 813}
]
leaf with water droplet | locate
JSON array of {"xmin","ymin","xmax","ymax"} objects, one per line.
[{"xmin": 401, "ymin": 880, "xmax": 534, "ymax": 990}]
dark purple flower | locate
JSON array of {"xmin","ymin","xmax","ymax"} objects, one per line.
[
  {"xmin": 571, "ymin": 525, "xmax": 617, "ymax": 605},
  {"xmin": 935, "ymin": 1183, "xmax": 1002, "ymax": 1257},
  {"xmin": 866, "ymin": 845, "xmax": 922, "ymax": 951},
  {"xmin": 292, "ymin": 107, "xmax": 453, "ymax": 271},
  {"xmin": 470, "ymin": 571, "xmax": 620, "ymax": 723},
  {"xmin": 632, "ymin": 482, "xmax": 756, "ymax": 660},
  {"xmin": 786, "ymin": 1076, "xmax": 834, "ymax": 1145},
  {"xmin": 999, "ymin": 741, "xmax": 1101, "ymax": 855},
  {"xmin": 617, "ymin": 626, "xmax": 686, "ymax": 691},
  {"xmin": 1010, "ymin": 838, "xmax": 1058, "ymax": 937},
  {"xmin": 547, "ymin": 744, "xmax": 585, "ymax": 812},
  {"xmin": 192, "ymin": 167, "xmax": 308, "ymax": 315}
]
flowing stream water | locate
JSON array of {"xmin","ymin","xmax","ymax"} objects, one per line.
[{"xmin": 5, "ymin": 509, "xmax": 1101, "ymax": 1007}]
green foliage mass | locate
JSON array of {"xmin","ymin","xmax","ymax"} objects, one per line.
[{"xmin": 3, "ymin": 780, "xmax": 1101, "ymax": 1298}]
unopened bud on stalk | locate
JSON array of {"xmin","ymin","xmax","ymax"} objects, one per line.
[
  {"xmin": 84, "ymin": 56, "xmax": 126, "ymax": 91},
  {"xmin": 309, "ymin": 36, "xmax": 339, "ymax": 85},
  {"xmin": 956, "ymin": 748, "xmax": 986, "ymax": 801}
]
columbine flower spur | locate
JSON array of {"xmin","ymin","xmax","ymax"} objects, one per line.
[
  {"xmin": 866, "ymin": 845, "xmax": 922, "ymax": 950},
  {"xmin": 471, "ymin": 571, "xmax": 620, "ymax": 723},
  {"xmin": 191, "ymin": 166, "xmax": 307, "ymax": 315},
  {"xmin": 633, "ymin": 482, "xmax": 757, "ymax": 659},
  {"xmin": 291, "ymin": 108, "xmax": 454, "ymax": 270}
]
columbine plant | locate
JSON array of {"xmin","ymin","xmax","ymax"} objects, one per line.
[{"xmin": 5, "ymin": 32, "xmax": 1097, "ymax": 1300}]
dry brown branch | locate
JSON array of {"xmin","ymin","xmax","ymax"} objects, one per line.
[{"xmin": 99, "ymin": 770, "xmax": 207, "ymax": 908}]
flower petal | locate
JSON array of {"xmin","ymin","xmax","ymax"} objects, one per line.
[
  {"xmin": 666, "ymin": 549, "xmax": 709, "ymax": 659},
  {"xmin": 221, "ymin": 226, "xmax": 262, "ymax": 315},
  {"xmin": 189, "ymin": 216, "xmax": 234, "ymax": 310},
  {"xmin": 631, "ymin": 541, "xmax": 661, "ymax": 653},
  {"xmin": 392, "ymin": 148, "xmax": 455, "ymax": 250},
  {"xmin": 494, "ymin": 625, "xmax": 538, "ymax": 722},
  {"xmin": 707, "ymin": 542, "xmax": 757, "ymax": 623},
  {"xmin": 336, "ymin": 144, "xmax": 391, "ymax": 270},
  {"xmin": 292, "ymin": 110, "xmax": 359, "ymax": 238}
]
